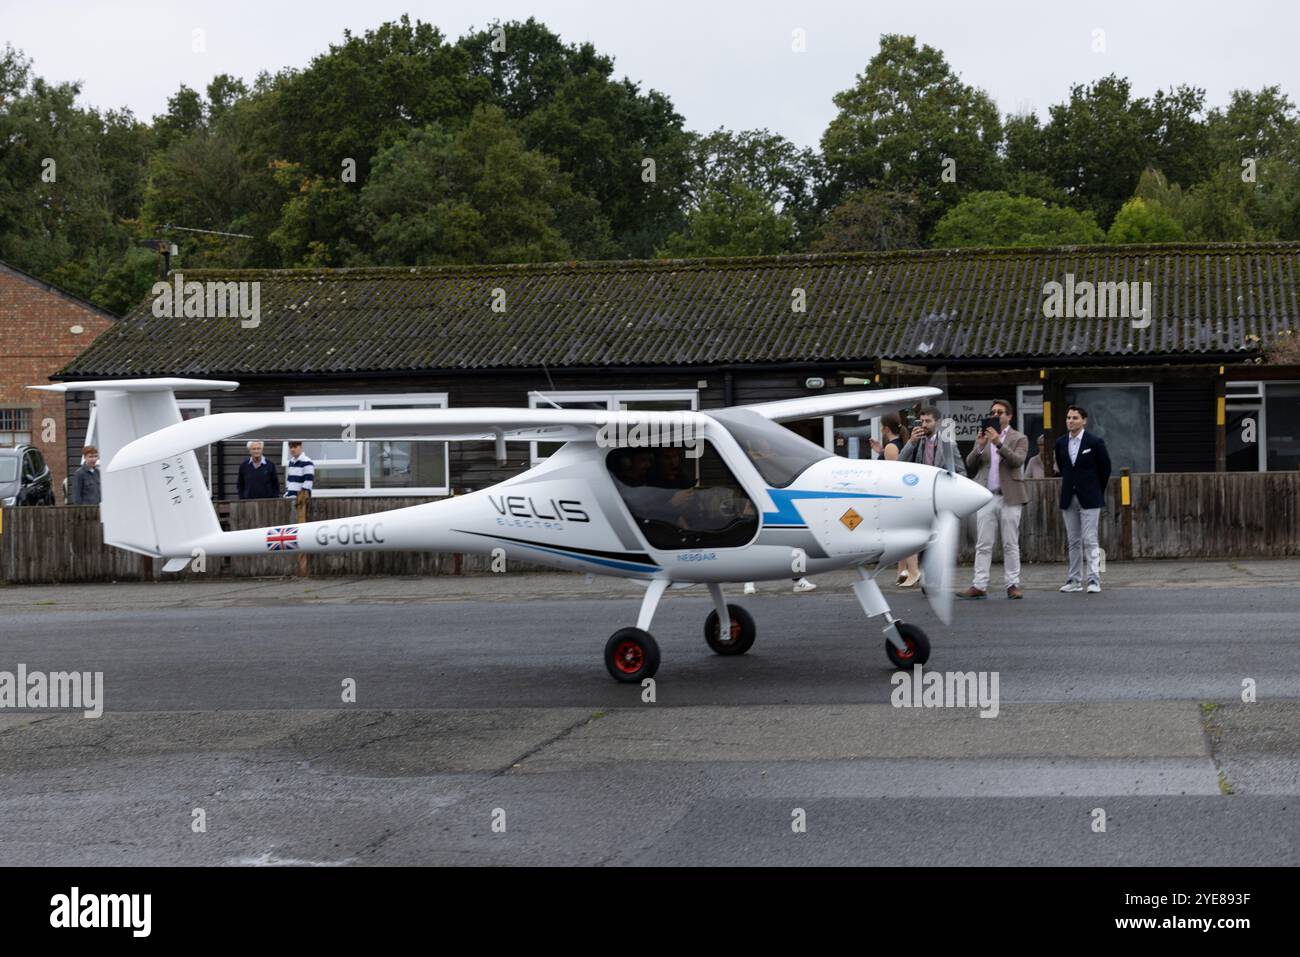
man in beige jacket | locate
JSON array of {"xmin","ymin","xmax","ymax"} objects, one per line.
[{"xmin": 958, "ymin": 398, "xmax": 1029, "ymax": 599}]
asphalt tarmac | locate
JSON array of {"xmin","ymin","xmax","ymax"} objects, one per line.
[{"xmin": 1, "ymin": 562, "xmax": 1296, "ymax": 865}]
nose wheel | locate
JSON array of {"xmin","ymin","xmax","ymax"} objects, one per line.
[
  {"xmin": 605, "ymin": 627, "xmax": 660, "ymax": 682},
  {"xmin": 886, "ymin": 622, "xmax": 930, "ymax": 669},
  {"xmin": 704, "ymin": 604, "xmax": 756, "ymax": 655}
]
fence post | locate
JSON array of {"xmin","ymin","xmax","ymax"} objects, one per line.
[
  {"xmin": 1120, "ymin": 467, "xmax": 1133, "ymax": 560},
  {"xmin": 296, "ymin": 494, "xmax": 309, "ymax": 577}
]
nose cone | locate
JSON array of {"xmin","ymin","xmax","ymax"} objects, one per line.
[{"xmin": 933, "ymin": 471, "xmax": 992, "ymax": 518}]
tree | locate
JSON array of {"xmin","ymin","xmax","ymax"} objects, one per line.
[
  {"xmin": 267, "ymin": 16, "xmax": 487, "ymax": 189},
  {"xmin": 930, "ymin": 191, "xmax": 1104, "ymax": 248},
  {"xmin": 820, "ymin": 35, "xmax": 1003, "ymax": 232},
  {"xmin": 0, "ymin": 45, "xmax": 141, "ymax": 308},
  {"xmin": 656, "ymin": 180, "xmax": 795, "ymax": 258},
  {"xmin": 1017, "ymin": 75, "xmax": 1159, "ymax": 228},
  {"xmin": 1179, "ymin": 163, "xmax": 1259, "ymax": 241},
  {"xmin": 358, "ymin": 105, "xmax": 602, "ymax": 265},
  {"xmin": 811, "ymin": 189, "xmax": 922, "ymax": 252},
  {"xmin": 1106, "ymin": 197, "xmax": 1185, "ymax": 244},
  {"xmin": 142, "ymin": 86, "xmax": 284, "ymax": 269},
  {"xmin": 1206, "ymin": 86, "xmax": 1298, "ymax": 166},
  {"xmin": 684, "ymin": 128, "xmax": 821, "ymax": 246}
]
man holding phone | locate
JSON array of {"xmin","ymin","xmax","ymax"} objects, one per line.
[
  {"xmin": 898, "ymin": 406, "xmax": 966, "ymax": 476},
  {"xmin": 958, "ymin": 398, "xmax": 1029, "ymax": 599}
]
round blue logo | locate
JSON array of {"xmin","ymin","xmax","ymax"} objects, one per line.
[{"xmin": 902, "ymin": 473, "xmax": 920, "ymax": 486}]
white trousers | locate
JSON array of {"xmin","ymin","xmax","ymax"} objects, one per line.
[
  {"xmin": 1062, "ymin": 497, "xmax": 1102, "ymax": 585},
  {"xmin": 972, "ymin": 495, "xmax": 1022, "ymax": 590}
]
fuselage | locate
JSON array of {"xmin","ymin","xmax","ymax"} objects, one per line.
[{"xmin": 193, "ymin": 437, "xmax": 988, "ymax": 584}]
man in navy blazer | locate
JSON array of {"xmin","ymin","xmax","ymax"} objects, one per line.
[{"xmin": 1055, "ymin": 405, "xmax": 1112, "ymax": 594}]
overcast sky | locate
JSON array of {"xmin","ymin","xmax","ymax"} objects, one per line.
[{"xmin": 4, "ymin": 0, "xmax": 1298, "ymax": 148}]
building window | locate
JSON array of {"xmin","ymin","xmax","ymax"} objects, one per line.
[
  {"xmin": 282, "ymin": 394, "xmax": 449, "ymax": 496},
  {"xmin": 1225, "ymin": 381, "xmax": 1300, "ymax": 472},
  {"xmin": 1016, "ymin": 386, "xmax": 1045, "ymax": 447},
  {"xmin": 1264, "ymin": 383, "xmax": 1300, "ymax": 471},
  {"xmin": 1063, "ymin": 383, "xmax": 1154, "ymax": 473},
  {"xmin": 0, "ymin": 407, "xmax": 33, "ymax": 446},
  {"xmin": 527, "ymin": 390, "xmax": 698, "ymax": 465},
  {"xmin": 1226, "ymin": 381, "xmax": 1265, "ymax": 472}
]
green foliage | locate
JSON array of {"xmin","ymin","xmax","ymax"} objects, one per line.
[
  {"xmin": 685, "ymin": 128, "xmax": 821, "ymax": 244},
  {"xmin": 811, "ymin": 189, "xmax": 922, "ymax": 252},
  {"xmin": 1106, "ymin": 197, "xmax": 1185, "ymax": 244},
  {"xmin": 821, "ymin": 35, "xmax": 1003, "ymax": 232},
  {"xmin": 1180, "ymin": 163, "xmax": 1259, "ymax": 241},
  {"xmin": 359, "ymin": 106, "xmax": 597, "ymax": 264},
  {"xmin": 931, "ymin": 191, "xmax": 1104, "ymax": 248},
  {"xmin": 656, "ymin": 180, "xmax": 795, "ymax": 258}
]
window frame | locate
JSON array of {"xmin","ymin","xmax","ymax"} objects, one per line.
[
  {"xmin": 1063, "ymin": 381, "xmax": 1156, "ymax": 473},
  {"xmin": 527, "ymin": 389, "xmax": 699, "ymax": 466},
  {"xmin": 1225, "ymin": 380, "xmax": 1266, "ymax": 472},
  {"xmin": 0, "ymin": 406, "xmax": 33, "ymax": 447},
  {"xmin": 1016, "ymin": 385, "xmax": 1044, "ymax": 437},
  {"xmin": 1261, "ymin": 380, "xmax": 1300, "ymax": 472},
  {"xmin": 282, "ymin": 392, "xmax": 450, "ymax": 497}
]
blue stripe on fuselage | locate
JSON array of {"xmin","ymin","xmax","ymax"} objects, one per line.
[
  {"xmin": 512, "ymin": 540, "xmax": 661, "ymax": 574},
  {"xmin": 760, "ymin": 488, "xmax": 900, "ymax": 526}
]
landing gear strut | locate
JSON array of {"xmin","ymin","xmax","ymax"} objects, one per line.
[
  {"xmin": 604, "ymin": 579, "xmax": 669, "ymax": 683},
  {"xmin": 853, "ymin": 567, "xmax": 931, "ymax": 668},
  {"xmin": 604, "ymin": 580, "xmax": 759, "ymax": 681}
]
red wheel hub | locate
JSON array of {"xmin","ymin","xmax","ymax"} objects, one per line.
[
  {"xmin": 896, "ymin": 638, "xmax": 915, "ymax": 660},
  {"xmin": 614, "ymin": 639, "xmax": 644, "ymax": 674}
]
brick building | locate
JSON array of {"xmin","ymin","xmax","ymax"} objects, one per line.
[{"xmin": 0, "ymin": 261, "xmax": 118, "ymax": 496}]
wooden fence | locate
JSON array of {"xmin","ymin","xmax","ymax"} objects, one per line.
[{"xmin": 2, "ymin": 473, "xmax": 1298, "ymax": 584}]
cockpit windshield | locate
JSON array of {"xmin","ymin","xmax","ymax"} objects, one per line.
[{"xmin": 706, "ymin": 407, "xmax": 834, "ymax": 488}]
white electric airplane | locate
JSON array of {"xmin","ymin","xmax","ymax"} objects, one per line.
[{"xmin": 33, "ymin": 378, "xmax": 991, "ymax": 682}]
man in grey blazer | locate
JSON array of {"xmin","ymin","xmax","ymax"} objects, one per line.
[
  {"xmin": 899, "ymin": 407, "xmax": 967, "ymax": 476},
  {"xmin": 958, "ymin": 398, "xmax": 1029, "ymax": 599}
]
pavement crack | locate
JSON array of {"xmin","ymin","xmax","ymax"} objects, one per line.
[{"xmin": 495, "ymin": 711, "xmax": 603, "ymax": 776}]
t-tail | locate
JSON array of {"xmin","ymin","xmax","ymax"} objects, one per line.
[{"xmin": 31, "ymin": 379, "xmax": 234, "ymax": 565}]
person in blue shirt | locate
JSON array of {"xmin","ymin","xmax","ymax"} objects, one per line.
[{"xmin": 237, "ymin": 440, "xmax": 279, "ymax": 499}]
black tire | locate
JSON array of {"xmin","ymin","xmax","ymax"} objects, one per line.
[
  {"xmin": 704, "ymin": 604, "xmax": 756, "ymax": 656},
  {"xmin": 605, "ymin": 627, "xmax": 660, "ymax": 683},
  {"xmin": 885, "ymin": 622, "xmax": 930, "ymax": 669}
]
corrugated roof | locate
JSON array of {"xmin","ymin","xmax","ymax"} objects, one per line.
[{"xmin": 58, "ymin": 243, "xmax": 1300, "ymax": 377}]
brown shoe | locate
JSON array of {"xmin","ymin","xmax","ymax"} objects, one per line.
[
  {"xmin": 956, "ymin": 587, "xmax": 987, "ymax": 600},
  {"xmin": 1007, "ymin": 585, "xmax": 1023, "ymax": 599}
]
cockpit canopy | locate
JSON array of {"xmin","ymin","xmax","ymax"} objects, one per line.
[{"xmin": 705, "ymin": 407, "xmax": 834, "ymax": 488}]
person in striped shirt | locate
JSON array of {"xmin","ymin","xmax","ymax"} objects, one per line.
[{"xmin": 284, "ymin": 441, "xmax": 315, "ymax": 500}]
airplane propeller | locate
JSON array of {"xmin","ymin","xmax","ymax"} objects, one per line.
[{"xmin": 921, "ymin": 505, "xmax": 959, "ymax": 625}]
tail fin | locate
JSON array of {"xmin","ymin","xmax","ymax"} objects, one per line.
[{"xmin": 31, "ymin": 378, "xmax": 238, "ymax": 560}]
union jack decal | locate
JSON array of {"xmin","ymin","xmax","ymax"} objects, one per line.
[{"xmin": 266, "ymin": 526, "xmax": 299, "ymax": 551}]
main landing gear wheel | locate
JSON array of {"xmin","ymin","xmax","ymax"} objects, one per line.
[
  {"xmin": 885, "ymin": 622, "xmax": 931, "ymax": 669},
  {"xmin": 704, "ymin": 604, "xmax": 756, "ymax": 656},
  {"xmin": 605, "ymin": 627, "xmax": 660, "ymax": 683}
]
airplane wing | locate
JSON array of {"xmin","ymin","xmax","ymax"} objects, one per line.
[
  {"xmin": 740, "ymin": 387, "xmax": 943, "ymax": 423},
  {"xmin": 104, "ymin": 407, "xmax": 716, "ymax": 472}
]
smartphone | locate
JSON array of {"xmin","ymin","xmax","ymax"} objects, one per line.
[{"xmin": 980, "ymin": 416, "xmax": 1000, "ymax": 433}]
